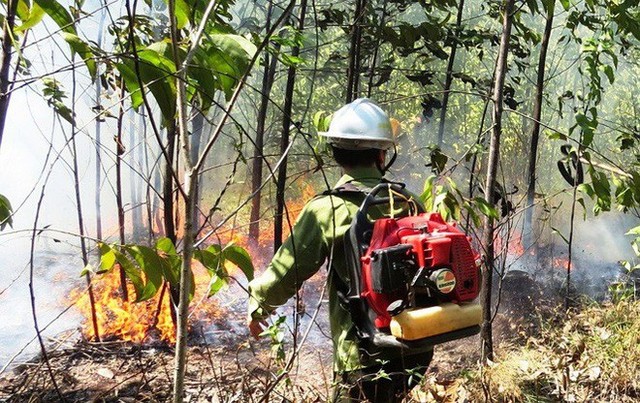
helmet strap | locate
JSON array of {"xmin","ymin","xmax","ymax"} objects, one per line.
[{"xmin": 377, "ymin": 144, "xmax": 398, "ymax": 175}]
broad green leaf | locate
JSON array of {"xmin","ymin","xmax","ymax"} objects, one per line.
[
  {"xmin": 155, "ymin": 237, "xmax": 180, "ymax": 286},
  {"xmin": 156, "ymin": 237, "xmax": 177, "ymax": 255},
  {"xmin": 559, "ymin": 0, "xmax": 571, "ymax": 11},
  {"xmin": 135, "ymin": 48, "xmax": 176, "ymax": 120},
  {"xmin": 34, "ymin": 0, "xmax": 76, "ymax": 34},
  {"xmin": 127, "ymin": 245, "xmax": 164, "ymax": 301},
  {"xmin": 115, "ymin": 63, "xmax": 143, "ymax": 109},
  {"xmin": 190, "ymin": 47, "xmax": 221, "ymax": 110},
  {"xmin": 111, "ymin": 247, "xmax": 145, "ymax": 301},
  {"xmin": 163, "ymin": 0, "xmax": 189, "ymax": 29},
  {"xmin": 207, "ymin": 34, "xmax": 256, "ymax": 100},
  {"xmin": 60, "ymin": 32, "xmax": 96, "ymax": 80},
  {"xmin": 419, "ymin": 175, "xmax": 436, "ymax": 210},
  {"xmin": 473, "ymin": 197, "xmax": 499, "ymax": 220},
  {"xmin": 223, "ymin": 244, "xmax": 254, "ymax": 281},
  {"xmin": 0, "ymin": 193, "xmax": 13, "ymax": 231},
  {"xmin": 193, "ymin": 248, "xmax": 222, "ymax": 275},
  {"xmin": 97, "ymin": 242, "xmax": 116, "ymax": 272},
  {"xmin": 15, "ymin": 0, "xmax": 45, "ymax": 32},
  {"xmin": 207, "ymin": 274, "xmax": 226, "ymax": 296}
]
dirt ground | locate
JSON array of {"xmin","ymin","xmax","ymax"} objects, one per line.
[{"xmin": 0, "ymin": 271, "xmax": 549, "ymax": 402}]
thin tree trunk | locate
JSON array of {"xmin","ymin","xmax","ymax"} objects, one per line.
[
  {"xmin": 115, "ymin": 83, "xmax": 129, "ymax": 301},
  {"xmin": 130, "ymin": 109, "xmax": 143, "ymax": 239},
  {"xmin": 249, "ymin": 2, "xmax": 278, "ymax": 243},
  {"xmin": 71, "ymin": 60, "xmax": 100, "ymax": 341},
  {"xmin": 164, "ymin": 122, "xmax": 177, "ymax": 245},
  {"xmin": 168, "ymin": 1, "xmax": 216, "ymax": 400},
  {"xmin": 480, "ymin": 0, "xmax": 515, "ymax": 364},
  {"xmin": 366, "ymin": 0, "xmax": 388, "ymax": 97},
  {"xmin": 524, "ymin": 0, "xmax": 555, "ymax": 249},
  {"xmin": 437, "ymin": 0, "xmax": 466, "ymax": 148},
  {"xmin": 275, "ymin": 0, "xmax": 307, "ymax": 251},
  {"xmin": 346, "ymin": 0, "xmax": 365, "ymax": 102},
  {"xmin": 0, "ymin": 0, "xmax": 18, "ymax": 151},
  {"xmin": 95, "ymin": 3, "xmax": 106, "ymax": 242}
]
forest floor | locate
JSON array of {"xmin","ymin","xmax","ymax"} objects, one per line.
[{"xmin": 0, "ymin": 272, "xmax": 541, "ymax": 402}]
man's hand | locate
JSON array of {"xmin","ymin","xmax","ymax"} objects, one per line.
[{"xmin": 248, "ymin": 318, "xmax": 268, "ymax": 340}]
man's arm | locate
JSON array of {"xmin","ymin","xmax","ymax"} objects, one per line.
[{"xmin": 247, "ymin": 200, "xmax": 328, "ymax": 337}]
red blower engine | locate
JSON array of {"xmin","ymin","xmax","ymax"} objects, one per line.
[{"xmin": 342, "ymin": 182, "xmax": 482, "ymax": 352}]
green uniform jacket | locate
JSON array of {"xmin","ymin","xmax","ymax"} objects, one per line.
[{"xmin": 248, "ymin": 166, "xmax": 423, "ymax": 373}]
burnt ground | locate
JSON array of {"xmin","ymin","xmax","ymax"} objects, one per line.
[{"xmin": 0, "ymin": 271, "xmax": 556, "ymax": 402}]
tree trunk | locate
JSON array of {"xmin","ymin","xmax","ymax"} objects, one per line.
[
  {"xmin": 115, "ymin": 83, "xmax": 130, "ymax": 301},
  {"xmin": 71, "ymin": 61, "xmax": 100, "ymax": 341},
  {"xmin": 366, "ymin": 0, "xmax": 388, "ymax": 97},
  {"xmin": 346, "ymin": 0, "xmax": 366, "ymax": 102},
  {"xmin": 164, "ymin": 122, "xmax": 177, "ymax": 245},
  {"xmin": 274, "ymin": 0, "xmax": 307, "ymax": 251},
  {"xmin": 480, "ymin": 0, "xmax": 515, "ymax": 364},
  {"xmin": 524, "ymin": 0, "xmax": 555, "ymax": 250},
  {"xmin": 95, "ymin": 4, "xmax": 106, "ymax": 242},
  {"xmin": 0, "ymin": 0, "xmax": 18, "ymax": 151},
  {"xmin": 437, "ymin": 0, "xmax": 466, "ymax": 148},
  {"xmin": 249, "ymin": 2, "xmax": 278, "ymax": 243}
]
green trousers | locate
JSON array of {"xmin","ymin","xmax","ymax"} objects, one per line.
[{"xmin": 333, "ymin": 350, "xmax": 433, "ymax": 403}]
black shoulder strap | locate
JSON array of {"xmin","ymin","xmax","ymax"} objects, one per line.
[{"xmin": 322, "ymin": 181, "xmax": 366, "ymax": 196}]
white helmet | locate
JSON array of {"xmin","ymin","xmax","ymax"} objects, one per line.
[{"xmin": 318, "ymin": 98, "xmax": 395, "ymax": 150}]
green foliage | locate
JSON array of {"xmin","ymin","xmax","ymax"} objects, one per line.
[
  {"xmin": 0, "ymin": 193, "xmax": 13, "ymax": 231},
  {"xmin": 93, "ymin": 238, "xmax": 254, "ymax": 302},
  {"xmin": 61, "ymin": 32, "xmax": 97, "ymax": 80},
  {"xmin": 420, "ymin": 175, "xmax": 497, "ymax": 225},
  {"xmin": 34, "ymin": 0, "xmax": 76, "ymax": 34},
  {"xmin": 15, "ymin": 0, "xmax": 45, "ymax": 32},
  {"xmin": 260, "ymin": 315, "xmax": 287, "ymax": 363},
  {"xmin": 41, "ymin": 78, "xmax": 74, "ymax": 124}
]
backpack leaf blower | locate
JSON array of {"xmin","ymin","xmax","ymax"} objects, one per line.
[{"xmin": 342, "ymin": 182, "xmax": 483, "ymax": 352}]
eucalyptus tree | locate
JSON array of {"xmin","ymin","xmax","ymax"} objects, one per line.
[{"xmin": 480, "ymin": 0, "xmax": 516, "ymax": 363}]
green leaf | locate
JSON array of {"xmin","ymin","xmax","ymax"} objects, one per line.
[
  {"xmin": 223, "ymin": 244, "xmax": 254, "ymax": 281},
  {"xmin": 97, "ymin": 242, "xmax": 116, "ymax": 273},
  {"xmin": 15, "ymin": 0, "xmax": 45, "ymax": 32},
  {"xmin": 60, "ymin": 32, "xmax": 96, "ymax": 80},
  {"xmin": 115, "ymin": 63, "xmax": 143, "ymax": 109},
  {"xmin": 111, "ymin": 247, "xmax": 145, "ymax": 302},
  {"xmin": 473, "ymin": 197, "xmax": 499, "ymax": 219},
  {"xmin": 559, "ymin": 0, "xmax": 570, "ymax": 11},
  {"xmin": 34, "ymin": 0, "xmax": 76, "ymax": 34},
  {"xmin": 547, "ymin": 131, "xmax": 567, "ymax": 141},
  {"xmin": 0, "ymin": 193, "xmax": 13, "ymax": 231},
  {"xmin": 156, "ymin": 237, "xmax": 177, "ymax": 255},
  {"xmin": 419, "ymin": 175, "xmax": 436, "ymax": 210},
  {"xmin": 136, "ymin": 48, "xmax": 177, "ymax": 120},
  {"xmin": 193, "ymin": 248, "xmax": 222, "ymax": 275},
  {"xmin": 626, "ymin": 226, "xmax": 640, "ymax": 236},
  {"xmin": 126, "ymin": 245, "xmax": 164, "ymax": 301},
  {"xmin": 207, "ymin": 274, "xmax": 226, "ymax": 296},
  {"xmin": 163, "ymin": 0, "xmax": 190, "ymax": 29},
  {"xmin": 207, "ymin": 34, "xmax": 256, "ymax": 100},
  {"xmin": 79, "ymin": 263, "xmax": 93, "ymax": 277}
]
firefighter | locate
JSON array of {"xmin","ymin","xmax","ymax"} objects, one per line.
[{"xmin": 247, "ymin": 98, "xmax": 433, "ymax": 402}]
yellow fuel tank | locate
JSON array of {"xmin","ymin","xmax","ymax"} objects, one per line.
[{"xmin": 389, "ymin": 303, "xmax": 482, "ymax": 341}]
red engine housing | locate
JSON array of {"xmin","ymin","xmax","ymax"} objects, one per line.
[{"xmin": 360, "ymin": 212, "xmax": 480, "ymax": 328}]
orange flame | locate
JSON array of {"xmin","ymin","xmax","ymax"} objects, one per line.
[
  {"xmin": 552, "ymin": 257, "xmax": 573, "ymax": 271},
  {"xmin": 74, "ymin": 181, "xmax": 317, "ymax": 344},
  {"xmin": 72, "ymin": 263, "xmax": 222, "ymax": 343},
  {"xmin": 495, "ymin": 231, "xmax": 525, "ymax": 257}
]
